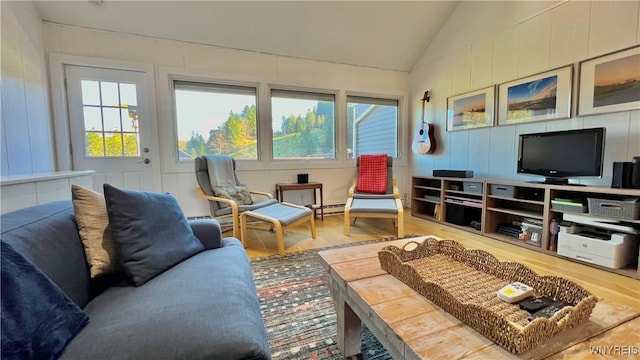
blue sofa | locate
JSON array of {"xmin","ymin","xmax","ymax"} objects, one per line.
[{"xmin": 1, "ymin": 201, "xmax": 271, "ymax": 360}]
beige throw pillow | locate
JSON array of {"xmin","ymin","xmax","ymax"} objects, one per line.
[
  {"xmin": 71, "ymin": 185, "xmax": 119, "ymax": 278},
  {"xmin": 212, "ymin": 185, "xmax": 254, "ymax": 209}
]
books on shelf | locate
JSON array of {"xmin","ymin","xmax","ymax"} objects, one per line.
[{"xmin": 497, "ymin": 223, "xmax": 522, "ymax": 238}]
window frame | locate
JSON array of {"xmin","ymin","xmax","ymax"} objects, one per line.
[
  {"xmin": 269, "ymin": 87, "xmax": 338, "ymax": 162},
  {"xmin": 160, "ymin": 72, "xmax": 262, "ymax": 173},
  {"xmin": 158, "ymin": 66, "xmax": 407, "ymax": 173},
  {"xmin": 172, "ymin": 79, "xmax": 260, "ymax": 162},
  {"xmin": 346, "ymin": 93, "xmax": 402, "ymax": 160}
]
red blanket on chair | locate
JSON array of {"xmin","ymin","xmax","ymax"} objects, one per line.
[{"xmin": 356, "ymin": 154, "xmax": 388, "ymax": 194}]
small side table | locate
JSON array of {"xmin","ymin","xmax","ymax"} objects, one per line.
[{"xmin": 275, "ymin": 182, "xmax": 324, "ymax": 220}]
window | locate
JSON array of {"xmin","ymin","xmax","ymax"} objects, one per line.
[
  {"xmin": 80, "ymin": 80, "xmax": 140, "ymax": 157},
  {"xmin": 173, "ymin": 81, "xmax": 257, "ymax": 160},
  {"xmin": 346, "ymin": 96, "xmax": 399, "ymax": 159},
  {"xmin": 271, "ymin": 89, "xmax": 335, "ymax": 160}
]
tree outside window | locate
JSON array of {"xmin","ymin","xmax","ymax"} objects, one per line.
[
  {"xmin": 174, "ymin": 81, "xmax": 258, "ymax": 160},
  {"xmin": 271, "ymin": 89, "xmax": 335, "ymax": 160}
]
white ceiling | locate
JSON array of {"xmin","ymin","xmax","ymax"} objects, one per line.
[{"xmin": 34, "ymin": 1, "xmax": 460, "ymax": 72}]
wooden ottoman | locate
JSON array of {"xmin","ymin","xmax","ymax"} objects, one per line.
[{"xmin": 240, "ymin": 202, "xmax": 316, "ymax": 254}]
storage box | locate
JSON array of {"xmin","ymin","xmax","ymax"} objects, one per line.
[
  {"xmin": 587, "ymin": 197, "xmax": 639, "ymax": 220},
  {"xmin": 423, "ymin": 195, "xmax": 440, "ymax": 203},
  {"xmin": 551, "ymin": 199, "xmax": 588, "ymax": 213},
  {"xmin": 463, "ymin": 181, "xmax": 483, "ymax": 194},
  {"xmin": 490, "ymin": 184, "xmax": 516, "ymax": 198}
]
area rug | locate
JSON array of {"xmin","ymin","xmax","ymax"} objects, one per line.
[{"xmin": 251, "ymin": 236, "xmax": 419, "ymax": 360}]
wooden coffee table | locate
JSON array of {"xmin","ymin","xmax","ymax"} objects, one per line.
[{"xmin": 318, "ymin": 237, "xmax": 640, "ymax": 359}]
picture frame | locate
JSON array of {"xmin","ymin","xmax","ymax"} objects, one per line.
[
  {"xmin": 446, "ymin": 86, "xmax": 495, "ymax": 132},
  {"xmin": 577, "ymin": 45, "xmax": 640, "ymax": 116},
  {"xmin": 497, "ymin": 65, "xmax": 572, "ymax": 126}
]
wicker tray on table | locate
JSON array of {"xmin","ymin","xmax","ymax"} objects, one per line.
[{"xmin": 377, "ymin": 237, "xmax": 598, "ymax": 354}]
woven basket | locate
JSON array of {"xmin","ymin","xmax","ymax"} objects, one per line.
[{"xmin": 378, "ymin": 237, "xmax": 598, "ymax": 354}]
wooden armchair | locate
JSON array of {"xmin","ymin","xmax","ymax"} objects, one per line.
[
  {"xmin": 195, "ymin": 155, "xmax": 277, "ymax": 238},
  {"xmin": 344, "ymin": 155, "xmax": 404, "ymax": 237}
]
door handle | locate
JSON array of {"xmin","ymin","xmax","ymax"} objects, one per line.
[{"xmin": 138, "ymin": 158, "xmax": 150, "ymax": 164}]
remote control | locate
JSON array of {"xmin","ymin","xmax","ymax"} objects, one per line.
[
  {"xmin": 497, "ymin": 282, "xmax": 534, "ymax": 303},
  {"xmin": 528, "ymin": 301, "xmax": 568, "ymax": 321},
  {"xmin": 519, "ymin": 297, "xmax": 555, "ymax": 313}
]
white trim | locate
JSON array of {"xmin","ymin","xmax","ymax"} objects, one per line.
[{"xmin": 48, "ymin": 53, "xmax": 162, "ymax": 191}]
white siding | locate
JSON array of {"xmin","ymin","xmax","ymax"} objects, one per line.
[
  {"xmin": 1, "ymin": 1, "xmax": 55, "ymax": 176},
  {"xmin": 355, "ymin": 105, "xmax": 397, "ymax": 157}
]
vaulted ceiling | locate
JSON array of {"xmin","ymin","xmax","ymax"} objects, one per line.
[{"xmin": 34, "ymin": 1, "xmax": 460, "ymax": 72}]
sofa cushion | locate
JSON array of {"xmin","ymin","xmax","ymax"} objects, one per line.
[
  {"xmin": 71, "ymin": 185, "xmax": 119, "ymax": 278},
  {"xmin": 1, "ymin": 241, "xmax": 89, "ymax": 360},
  {"xmin": 60, "ymin": 239, "xmax": 271, "ymax": 360},
  {"xmin": 103, "ymin": 184, "xmax": 204, "ymax": 286}
]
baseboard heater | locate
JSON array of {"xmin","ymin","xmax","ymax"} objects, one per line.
[{"xmin": 323, "ymin": 203, "xmax": 346, "ymax": 216}]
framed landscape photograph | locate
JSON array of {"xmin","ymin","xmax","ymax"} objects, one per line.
[
  {"xmin": 446, "ymin": 86, "xmax": 495, "ymax": 131},
  {"xmin": 497, "ymin": 65, "xmax": 572, "ymax": 126},
  {"xmin": 578, "ymin": 45, "xmax": 640, "ymax": 116}
]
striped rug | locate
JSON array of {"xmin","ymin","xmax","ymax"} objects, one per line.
[{"xmin": 250, "ymin": 237, "xmax": 415, "ymax": 360}]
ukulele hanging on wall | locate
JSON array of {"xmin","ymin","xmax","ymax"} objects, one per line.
[{"xmin": 412, "ymin": 91, "xmax": 437, "ymax": 154}]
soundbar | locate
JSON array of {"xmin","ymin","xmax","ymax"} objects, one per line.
[{"xmin": 433, "ymin": 170, "xmax": 474, "ymax": 178}]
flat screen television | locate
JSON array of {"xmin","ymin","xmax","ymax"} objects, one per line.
[{"xmin": 517, "ymin": 127, "xmax": 605, "ymax": 185}]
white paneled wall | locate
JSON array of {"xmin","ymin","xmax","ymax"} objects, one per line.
[
  {"xmin": 410, "ymin": 1, "xmax": 640, "ymax": 187},
  {"xmin": 1, "ymin": 2, "xmax": 55, "ymax": 176},
  {"xmin": 43, "ymin": 23, "xmax": 409, "ymax": 217},
  {"xmin": 1, "ymin": 171, "xmax": 93, "ymax": 214}
]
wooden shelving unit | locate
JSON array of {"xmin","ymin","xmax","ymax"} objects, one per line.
[{"xmin": 411, "ymin": 176, "xmax": 640, "ymax": 279}]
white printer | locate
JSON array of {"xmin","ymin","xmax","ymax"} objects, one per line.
[{"xmin": 558, "ymin": 214, "xmax": 639, "ymax": 269}]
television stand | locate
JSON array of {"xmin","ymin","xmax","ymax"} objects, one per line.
[
  {"xmin": 528, "ymin": 178, "xmax": 586, "ymax": 186},
  {"xmin": 411, "ymin": 176, "xmax": 640, "ymax": 279}
]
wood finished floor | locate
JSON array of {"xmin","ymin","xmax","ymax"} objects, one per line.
[{"xmin": 238, "ymin": 213, "xmax": 640, "ymax": 312}]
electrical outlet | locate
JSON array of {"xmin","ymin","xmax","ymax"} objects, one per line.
[{"xmin": 402, "ymin": 193, "xmax": 408, "ymax": 207}]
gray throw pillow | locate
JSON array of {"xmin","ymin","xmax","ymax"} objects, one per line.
[{"xmin": 103, "ymin": 184, "xmax": 204, "ymax": 286}]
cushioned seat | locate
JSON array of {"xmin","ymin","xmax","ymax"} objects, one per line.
[
  {"xmin": 349, "ymin": 199, "xmax": 400, "ymax": 213},
  {"xmin": 240, "ymin": 203, "xmax": 316, "ymax": 254},
  {"xmin": 60, "ymin": 240, "xmax": 269, "ymax": 360}
]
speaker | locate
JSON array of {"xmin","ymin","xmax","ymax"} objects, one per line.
[
  {"xmin": 612, "ymin": 162, "xmax": 633, "ymax": 188},
  {"xmin": 632, "ymin": 156, "xmax": 640, "ymax": 189},
  {"xmin": 432, "ymin": 170, "xmax": 473, "ymax": 178},
  {"xmin": 297, "ymin": 173, "xmax": 309, "ymax": 184}
]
